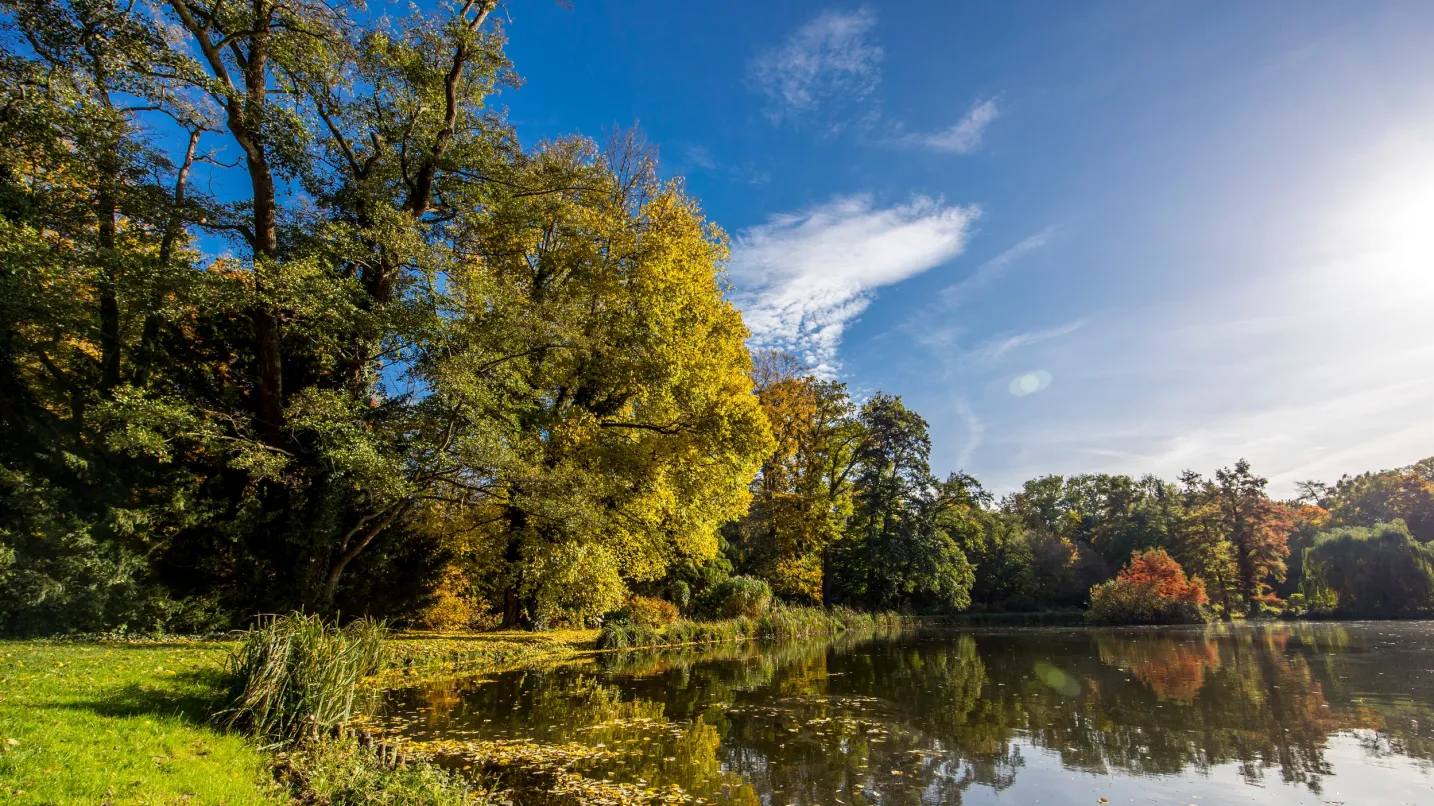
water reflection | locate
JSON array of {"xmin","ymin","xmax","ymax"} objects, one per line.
[{"xmin": 382, "ymin": 623, "xmax": 1434, "ymax": 805}]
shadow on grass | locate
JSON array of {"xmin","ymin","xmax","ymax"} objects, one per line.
[{"xmin": 63, "ymin": 667, "xmax": 232, "ymax": 726}]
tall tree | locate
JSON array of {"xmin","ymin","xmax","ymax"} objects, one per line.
[
  {"xmin": 834, "ymin": 394, "xmax": 972, "ymax": 611},
  {"xmin": 727, "ymin": 351, "xmax": 860, "ymax": 603}
]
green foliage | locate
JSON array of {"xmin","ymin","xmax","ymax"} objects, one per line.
[
  {"xmin": 705, "ymin": 576, "xmax": 773, "ymax": 620},
  {"xmin": 832, "ymin": 394, "xmax": 975, "ymax": 612},
  {"xmin": 668, "ymin": 580, "xmax": 692, "ymax": 613},
  {"xmin": 219, "ymin": 614, "xmax": 387, "ymax": 746},
  {"xmin": 1302, "ymin": 521, "xmax": 1434, "ymax": 617},
  {"xmin": 275, "ymin": 735, "xmax": 490, "ymax": 806},
  {"xmin": 0, "ymin": 0, "xmax": 771, "ymax": 634}
]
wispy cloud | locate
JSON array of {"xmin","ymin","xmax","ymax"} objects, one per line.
[
  {"xmin": 953, "ymin": 397, "xmax": 984, "ymax": 469},
  {"xmin": 683, "ymin": 145, "xmax": 717, "ymax": 171},
  {"xmin": 939, "ymin": 227, "xmax": 1054, "ymax": 309},
  {"xmin": 729, "ymin": 195, "xmax": 978, "ymax": 377},
  {"xmin": 966, "ymin": 319, "xmax": 1087, "ymax": 365},
  {"xmin": 679, "ymin": 145, "xmax": 770, "ymax": 185},
  {"xmin": 895, "ymin": 99, "xmax": 1001, "ymax": 154},
  {"xmin": 748, "ymin": 7, "xmax": 883, "ymax": 128},
  {"xmin": 901, "ymin": 228, "xmax": 1057, "ymax": 355}
]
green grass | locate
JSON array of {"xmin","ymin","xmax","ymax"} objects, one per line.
[{"xmin": 0, "ymin": 639, "xmax": 287, "ymax": 805}]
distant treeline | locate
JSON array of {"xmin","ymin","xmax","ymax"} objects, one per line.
[{"xmin": 2, "ymin": 0, "xmax": 1431, "ymax": 635}]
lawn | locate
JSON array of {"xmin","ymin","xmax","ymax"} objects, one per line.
[
  {"xmin": 0, "ymin": 631, "xmax": 600, "ymax": 804},
  {"xmin": 0, "ymin": 640, "xmax": 286, "ymax": 805}
]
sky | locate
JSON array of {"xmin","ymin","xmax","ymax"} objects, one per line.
[{"xmin": 485, "ymin": 1, "xmax": 1434, "ymax": 495}]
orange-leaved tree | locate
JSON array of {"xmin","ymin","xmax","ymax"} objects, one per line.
[{"xmin": 1117, "ymin": 549, "xmax": 1209, "ymax": 605}]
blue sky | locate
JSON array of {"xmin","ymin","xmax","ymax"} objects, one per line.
[{"xmin": 489, "ymin": 1, "xmax": 1433, "ymax": 493}]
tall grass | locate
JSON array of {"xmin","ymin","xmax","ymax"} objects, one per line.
[
  {"xmin": 596, "ymin": 605, "xmax": 909, "ymax": 650},
  {"xmin": 218, "ymin": 613, "xmax": 387, "ymax": 746}
]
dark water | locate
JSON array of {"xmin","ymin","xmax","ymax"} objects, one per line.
[{"xmin": 382, "ymin": 623, "xmax": 1434, "ymax": 805}]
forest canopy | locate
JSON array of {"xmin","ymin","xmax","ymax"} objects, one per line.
[{"xmin": 2, "ymin": 0, "xmax": 1432, "ymax": 634}]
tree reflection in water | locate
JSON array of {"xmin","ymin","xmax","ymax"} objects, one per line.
[{"xmin": 381, "ymin": 623, "xmax": 1434, "ymax": 806}]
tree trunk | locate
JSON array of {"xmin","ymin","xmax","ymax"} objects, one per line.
[
  {"xmin": 501, "ymin": 587, "xmax": 521, "ymax": 629},
  {"xmin": 243, "ymin": 2, "xmax": 286, "ymax": 445}
]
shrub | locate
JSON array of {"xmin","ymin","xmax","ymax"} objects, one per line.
[
  {"xmin": 668, "ymin": 580, "xmax": 692, "ymax": 613},
  {"xmin": 277, "ymin": 735, "xmax": 490, "ymax": 806},
  {"xmin": 706, "ymin": 576, "xmax": 772, "ymax": 619},
  {"xmin": 1088, "ymin": 549, "xmax": 1209, "ymax": 625},
  {"xmin": 218, "ymin": 613, "xmax": 387, "ymax": 746},
  {"xmin": 617, "ymin": 596, "xmax": 680, "ymax": 629}
]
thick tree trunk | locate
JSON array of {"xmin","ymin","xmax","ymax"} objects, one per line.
[
  {"xmin": 243, "ymin": 2, "xmax": 286, "ymax": 445},
  {"xmin": 501, "ymin": 588, "xmax": 521, "ymax": 629}
]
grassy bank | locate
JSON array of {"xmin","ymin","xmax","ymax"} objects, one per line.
[
  {"xmin": 0, "ymin": 630, "xmax": 570, "ymax": 804},
  {"xmin": 596, "ymin": 605, "xmax": 908, "ymax": 650},
  {"xmin": 0, "ymin": 612, "xmax": 909, "ymax": 803},
  {"xmin": 0, "ymin": 639, "xmax": 286, "ymax": 804}
]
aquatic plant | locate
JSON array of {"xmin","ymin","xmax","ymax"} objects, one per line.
[{"xmin": 218, "ymin": 613, "xmax": 387, "ymax": 745}]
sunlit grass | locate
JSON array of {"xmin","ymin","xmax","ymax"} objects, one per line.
[
  {"xmin": 383, "ymin": 629, "xmax": 598, "ymax": 682},
  {"xmin": 0, "ymin": 640, "xmax": 287, "ymax": 805},
  {"xmin": 596, "ymin": 606, "xmax": 909, "ymax": 650}
]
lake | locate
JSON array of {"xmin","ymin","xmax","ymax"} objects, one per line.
[{"xmin": 381, "ymin": 623, "xmax": 1434, "ymax": 806}]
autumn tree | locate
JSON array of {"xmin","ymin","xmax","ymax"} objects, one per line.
[
  {"xmin": 726, "ymin": 351, "xmax": 860, "ymax": 603},
  {"xmin": 1323, "ymin": 464, "xmax": 1434, "ymax": 542},
  {"xmin": 0, "ymin": 0, "xmax": 771, "ymax": 630},
  {"xmin": 1088, "ymin": 549, "xmax": 1208, "ymax": 625}
]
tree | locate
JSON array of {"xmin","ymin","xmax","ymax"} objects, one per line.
[
  {"xmin": 1302, "ymin": 521, "xmax": 1434, "ymax": 616},
  {"xmin": 726, "ymin": 351, "xmax": 860, "ymax": 603},
  {"xmin": 1088, "ymin": 549, "xmax": 1208, "ymax": 625},
  {"xmin": 1324, "ymin": 465, "xmax": 1434, "ymax": 542},
  {"xmin": 434, "ymin": 135, "xmax": 773, "ymax": 627},
  {"xmin": 833, "ymin": 394, "xmax": 973, "ymax": 611},
  {"xmin": 0, "ymin": 0, "xmax": 771, "ymax": 631},
  {"xmin": 1169, "ymin": 461, "xmax": 1292, "ymax": 616},
  {"xmin": 1214, "ymin": 461, "xmax": 1293, "ymax": 611},
  {"xmin": 1112, "ymin": 549, "xmax": 1208, "ymax": 604}
]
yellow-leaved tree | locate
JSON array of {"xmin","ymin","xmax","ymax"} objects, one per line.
[{"xmin": 419, "ymin": 133, "xmax": 773, "ymax": 627}]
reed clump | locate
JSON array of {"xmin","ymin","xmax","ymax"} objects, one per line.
[{"xmin": 218, "ymin": 612, "xmax": 387, "ymax": 746}]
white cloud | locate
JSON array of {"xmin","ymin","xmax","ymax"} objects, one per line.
[
  {"xmin": 729, "ymin": 195, "xmax": 978, "ymax": 377},
  {"xmin": 748, "ymin": 7, "xmax": 883, "ymax": 127},
  {"xmin": 897, "ymin": 99, "xmax": 1001, "ymax": 154}
]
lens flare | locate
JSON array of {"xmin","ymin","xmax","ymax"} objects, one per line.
[
  {"xmin": 1008, "ymin": 370, "xmax": 1052, "ymax": 397},
  {"xmin": 1034, "ymin": 661, "xmax": 1083, "ymax": 697}
]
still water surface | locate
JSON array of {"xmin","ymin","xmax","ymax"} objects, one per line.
[{"xmin": 383, "ymin": 623, "xmax": 1434, "ymax": 806}]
